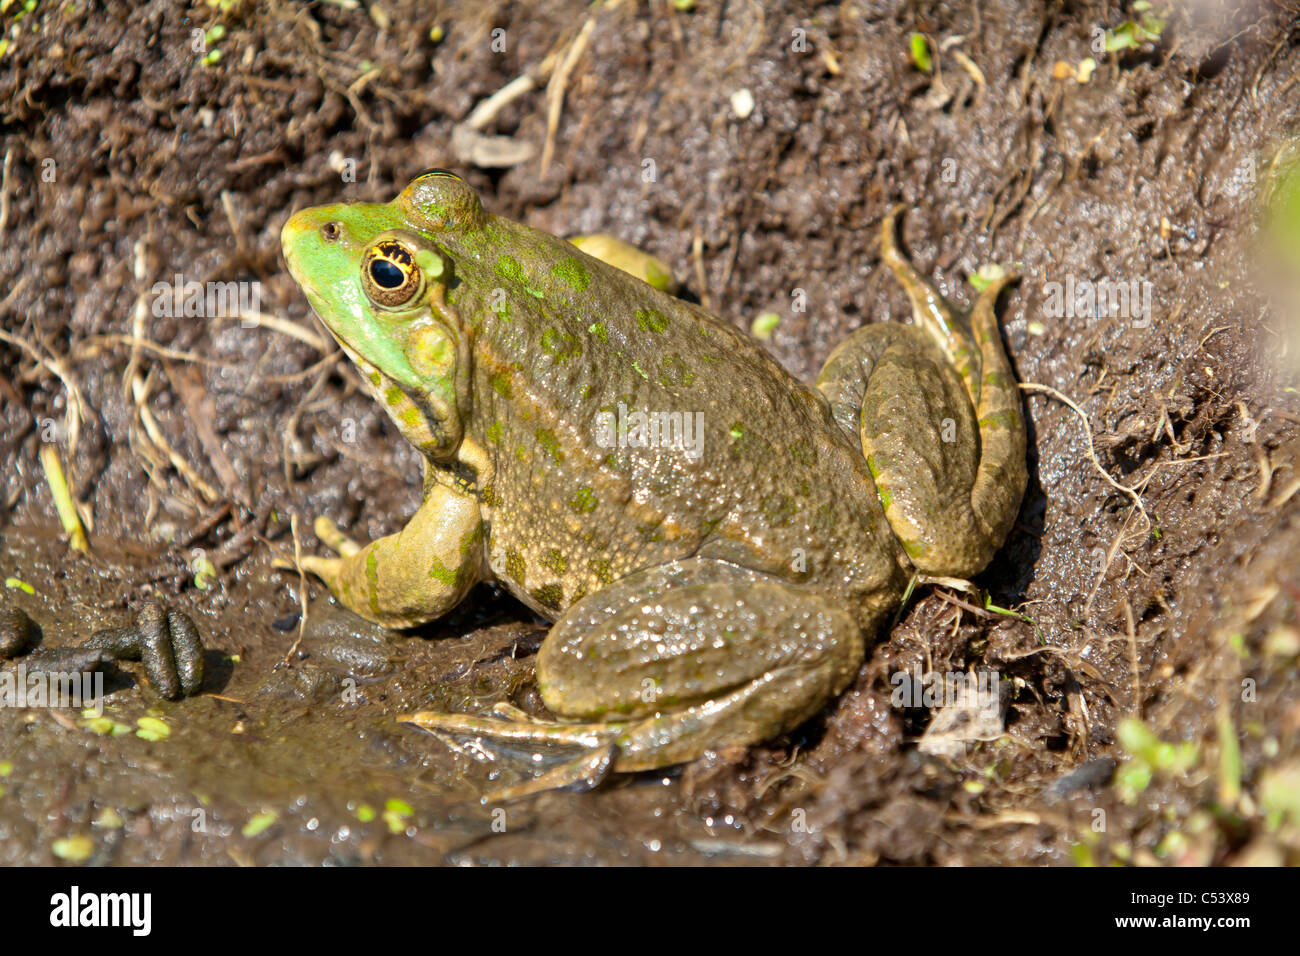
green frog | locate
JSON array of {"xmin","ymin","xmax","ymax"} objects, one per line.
[{"xmin": 280, "ymin": 170, "xmax": 1026, "ymax": 797}]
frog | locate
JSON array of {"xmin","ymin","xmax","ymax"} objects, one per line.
[{"xmin": 280, "ymin": 170, "xmax": 1027, "ymax": 798}]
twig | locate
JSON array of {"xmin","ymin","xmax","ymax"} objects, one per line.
[
  {"xmin": 1019, "ymin": 381, "xmax": 1148, "ymax": 531},
  {"xmin": 0, "ymin": 316, "xmax": 87, "ymax": 460},
  {"xmin": 163, "ymin": 360, "xmax": 247, "ymax": 507},
  {"xmin": 1124, "ymin": 598, "xmax": 1140, "ymax": 717},
  {"xmin": 228, "ymin": 311, "xmax": 329, "ymax": 352},
  {"xmin": 540, "ymin": 16, "xmax": 597, "ymax": 175},
  {"xmin": 0, "ymin": 147, "xmax": 12, "ymax": 236},
  {"xmin": 130, "ymin": 372, "xmax": 221, "ymax": 504},
  {"xmin": 280, "ymin": 513, "xmax": 310, "ymax": 666},
  {"xmin": 38, "ymin": 445, "xmax": 89, "ymax": 553},
  {"xmin": 124, "ymin": 237, "xmax": 149, "ymax": 398}
]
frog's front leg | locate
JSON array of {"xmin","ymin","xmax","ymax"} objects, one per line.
[
  {"xmin": 302, "ymin": 477, "xmax": 484, "ymax": 629},
  {"xmin": 402, "ymin": 558, "xmax": 864, "ymax": 796}
]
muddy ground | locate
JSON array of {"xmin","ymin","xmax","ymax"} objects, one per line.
[{"xmin": 0, "ymin": 0, "xmax": 1298, "ymax": 866}]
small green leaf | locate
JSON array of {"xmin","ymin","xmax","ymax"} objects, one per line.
[
  {"xmin": 751, "ymin": 312, "xmax": 780, "ymax": 340},
  {"xmin": 910, "ymin": 32, "xmax": 932, "ymax": 73},
  {"xmin": 242, "ymin": 811, "xmax": 278, "ymax": 838},
  {"xmin": 52, "ymin": 835, "xmax": 95, "ymax": 863},
  {"xmin": 969, "ymin": 263, "xmax": 1007, "ymax": 292},
  {"xmin": 135, "ymin": 716, "xmax": 171, "ymax": 741}
]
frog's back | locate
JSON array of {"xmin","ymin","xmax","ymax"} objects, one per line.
[{"xmin": 443, "ymin": 216, "xmax": 901, "ymax": 621}]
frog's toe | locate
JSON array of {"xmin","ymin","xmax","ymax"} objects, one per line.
[
  {"xmin": 400, "ymin": 709, "xmax": 624, "ymax": 750},
  {"xmin": 312, "ymin": 516, "xmax": 363, "ymax": 557},
  {"xmin": 399, "ymin": 709, "xmax": 622, "ymax": 802},
  {"xmin": 477, "ymin": 746, "xmax": 616, "ymax": 803},
  {"xmin": 298, "ymin": 554, "xmax": 344, "ymax": 592}
]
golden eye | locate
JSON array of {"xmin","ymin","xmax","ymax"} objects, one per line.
[{"xmin": 361, "ymin": 239, "xmax": 422, "ymax": 308}]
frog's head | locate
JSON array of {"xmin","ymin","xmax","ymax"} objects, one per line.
[{"xmin": 281, "ymin": 170, "xmax": 486, "ymax": 460}]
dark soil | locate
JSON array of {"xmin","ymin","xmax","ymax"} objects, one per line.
[{"xmin": 1, "ymin": 0, "xmax": 1298, "ymax": 865}]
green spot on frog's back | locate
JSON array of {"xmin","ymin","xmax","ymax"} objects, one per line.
[
  {"xmin": 505, "ymin": 548, "xmax": 526, "ymax": 585},
  {"xmin": 535, "ymin": 428, "xmax": 564, "ymax": 465},
  {"xmin": 635, "ymin": 308, "xmax": 669, "ymax": 334},
  {"xmin": 541, "ymin": 328, "xmax": 581, "ymax": 362},
  {"xmin": 979, "ymin": 410, "xmax": 1021, "ymax": 431},
  {"xmin": 496, "ymin": 254, "xmax": 544, "ymax": 298},
  {"xmin": 489, "ymin": 370, "xmax": 513, "ymax": 398},
  {"xmin": 531, "ymin": 583, "xmax": 564, "ymax": 611},
  {"xmin": 590, "ymin": 557, "xmax": 615, "ymax": 586},
  {"xmin": 551, "ymin": 256, "xmax": 591, "ymax": 292},
  {"xmin": 568, "ymin": 486, "xmax": 597, "ymax": 514},
  {"xmin": 428, "ymin": 556, "xmax": 458, "ymax": 587},
  {"xmin": 658, "ymin": 354, "xmax": 695, "ymax": 388},
  {"xmin": 542, "ymin": 548, "xmax": 568, "ymax": 575}
]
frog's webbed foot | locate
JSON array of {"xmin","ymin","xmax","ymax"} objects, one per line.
[
  {"xmin": 399, "ymin": 709, "xmax": 620, "ymax": 802},
  {"xmin": 816, "ymin": 208, "xmax": 1027, "ymax": 578},
  {"xmin": 271, "ymin": 516, "xmax": 359, "ymax": 597},
  {"xmin": 400, "ymin": 558, "xmax": 865, "ymax": 799}
]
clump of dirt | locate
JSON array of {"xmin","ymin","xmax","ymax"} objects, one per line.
[{"xmin": 1, "ymin": 0, "xmax": 1298, "ymax": 865}]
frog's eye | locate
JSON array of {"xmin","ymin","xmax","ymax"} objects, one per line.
[
  {"xmin": 400, "ymin": 170, "xmax": 483, "ymax": 232},
  {"xmin": 361, "ymin": 239, "xmax": 423, "ymax": 308}
]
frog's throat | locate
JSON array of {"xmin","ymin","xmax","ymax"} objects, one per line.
[{"xmin": 337, "ymin": 341, "xmax": 465, "ymax": 462}]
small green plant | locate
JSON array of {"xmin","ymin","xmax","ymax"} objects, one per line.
[
  {"xmin": 1104, "ymin": 3, "xmax": 1168, "ymax": 53},
  {"xmin": 201, "ymin": 23, "xmax": 224, "ymax": 67},
  {"xmin": 909, "ymin": 33, "xmax": 932, "ymax": 73},
  {"xmin": 1114, "ymin": 717, "xmax": 1199, "ymax": 803}
]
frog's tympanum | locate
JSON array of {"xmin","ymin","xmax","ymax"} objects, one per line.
[{"xmin": 281, "ymin": 171, "xmax": 1026, "ymax": 797}]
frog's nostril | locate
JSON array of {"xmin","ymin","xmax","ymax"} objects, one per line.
[{"xmin": 321, "ymin": 221, "xmax": 341, "ymax": 242}]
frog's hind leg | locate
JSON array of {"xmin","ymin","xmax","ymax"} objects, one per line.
[
  {"xmin": 402, "ymin": 558, "xmax": 864, "ymax": 797},
  {"xmin": 816, "ymin": 208, "xmax": 1026, "ymax": 578}
]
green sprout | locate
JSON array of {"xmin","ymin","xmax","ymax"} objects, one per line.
[
  {"xmin": 242, "ymin": 810, "xmax": 278, "ymax": 838},
  {"xmin": 135, "ymin": 716, "xmax": 171, "ymax": 742},
  {"xmin": 382, "ymin": 798, "xmax": 414, "ymax": 834},
  {"xmin": 910, "ymin": 33, "xmax": 932, "ymax": 73},
  {"xmin": 969, "ymin": 263, "xmax": 1008, "ymax": 292},
  {"xmin": 1114, "ymin": 717, "xmax": 1199, "ymax": 803},
  {"xmin": 751, "ymin": 312, "xmax": 781, "ymax": 340},
  {"xmin": 1104, "ymin": 7, "xmax": 1168, "ymax": 54}
]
